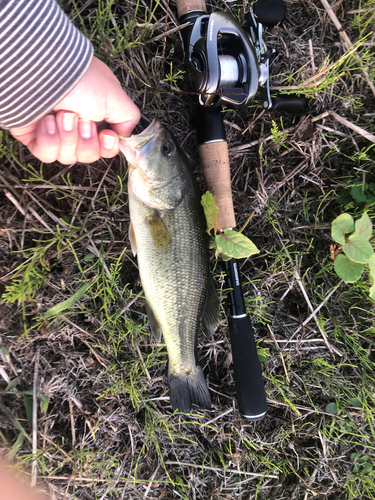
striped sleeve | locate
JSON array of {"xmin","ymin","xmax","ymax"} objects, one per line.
[{"xmin": 0, "ymin": 0, "xmax": 93, "ymax": 129}]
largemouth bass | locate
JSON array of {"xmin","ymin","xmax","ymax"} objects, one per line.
[{"xmin": 119, "ymin": 119, "xmax": 220, "ymax": 413}]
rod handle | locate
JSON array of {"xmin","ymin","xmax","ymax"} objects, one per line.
[
  {"xmin": 198, "ymin": 141, "xmax": 236, "ymax": 230},
  {"xmin": 175, "ymin": 0, "xmax": 207, "ymax": 18},
  {"xmin": 229, "ymin": 314, "xmax": 267, "ymax": 420}
]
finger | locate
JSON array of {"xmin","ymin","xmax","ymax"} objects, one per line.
[
  {"xmin": 55, "ymin": 111, "xmax": 79, "ymax": 164},
  {"xmin": 10, "ymin": 122, "xmax": 38, "ymax": 147},
  {"xmin": 108, "ymin": 97, "xmax": 141, "ymax": 138},
  {"xmin": 77, "ymin": 120, "xmax": 100, "ymax": 163},
  {"xmin": 28, "ymin": 115, "xmax": 60, "ymax": 163},
  {"xmin": 98, "ymin": 129, "xmax": 119, "ymax": 158}
]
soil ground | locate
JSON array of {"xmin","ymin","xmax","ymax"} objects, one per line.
[{"xmin": 1, "ymin": 1, "xmax": 375, "ymax": 499}]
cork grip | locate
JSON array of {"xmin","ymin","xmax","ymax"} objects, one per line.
[
  {"xmin": 199, "ymin": 141, "xmax": 236, "ymax": 229},
  {"xmin": 175, "ymin": 0, "xmax": 207, "ymax": 18}
]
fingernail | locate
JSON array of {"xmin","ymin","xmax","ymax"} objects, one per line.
[
  {"xmin": 102, "ymin": 134, "xmax": 115, "ymax": 150},
  {"xmin": 79, "ymin": 120, "xmax": 92, "ymax": 139},
  {"xmin": 44, "ymin": 115, "xmax": 56, "ymax": 135},
  {"xmin": 63, "ymin": 112, "xmax": 75, "ymax": 132}
]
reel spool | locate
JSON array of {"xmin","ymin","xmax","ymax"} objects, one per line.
[{"xmin": 185, "ymin": 11, "xmax": 260, "ymax": 108}]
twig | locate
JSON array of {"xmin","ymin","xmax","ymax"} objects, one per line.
[
  {"xmin": 320, "ymin": 0, "xmax": 375, "ymax": 97},
  {"xmin": 60, "ymin": 316, "xmax": 109, "ymax": 368},
  {"xmin": 312, "ymin": 110, "xmax": 375, "ymax": 143},
  {"xmin": 205, "ymin": 407, "xmax": 233, "ymax": 426},
  {"xmin": 292, "ymin": 264, "xmax": 342, "ymax": 356},
  {"xmin": 315, "ymin": 123, "xmax": 348, "ymax": 137},
  {"xmin": 120, "ymin": 291, "xmax": 143, "ymax": 314},
  {"xmin": 0, "ymin": 366, "xmax": 10, "ymax": 384},
  {"xmin": 145, "ymin": 21, "xmax": 190, "ymax": 43},
  {"xmin": 164, "ymin": 461, "xmax": 278, "ymax": 479},
  {"xmin": 4, "ymin": 190, "xmax": 27, "ymax": 217},
  {"xmin": 293, "ymin": 284, "xmax": 341, "ymax": 335},
  {"xmin": 272, "ymin": 160, "xmax": 308, "ymax": 193},
  {"xmin": 91, "ymin": 161, "xmax": 112, "ymax": 211},
  {"xmin": 239, "ymin": 210, "xmax": 255, "ymax": 233},
  {"xmin": 135, "ymin": 344, "xmax": 151, "ymax": 380},
  {"xmin": 267, "ymin": 325, "xmax": 290, "ymax": 385},
  {"xmin": 68, "ymin": 399, "xmax": 76, "ymax": 447},
  {"xmin": 26, "ymin": 191, "xmax": 66, "ymax": 228},
  {"xmin": 31, "ymin": 347, "xmax": 40, "ymax": 487},
  {"xmin": 0, "ymin": 184, "xmax": 100, "ymax": 191}
]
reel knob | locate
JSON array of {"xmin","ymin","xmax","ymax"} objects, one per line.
[{"xmin": 253, "ymin": 0, "xmax": 286, "ymax": 27}]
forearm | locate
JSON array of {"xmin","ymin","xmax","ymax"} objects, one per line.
[{"xmin": 0, "ymin": 0, "xmax": 93, "ymax": 129}]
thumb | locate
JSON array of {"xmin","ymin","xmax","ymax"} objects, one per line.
[{"xmin": 106, "ymin": 92, "xmax": 141, "ymax": 138}]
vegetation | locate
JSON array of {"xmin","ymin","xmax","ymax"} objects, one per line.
[{"xmin": 0, "ymin": 0, "xmax": 375, "ymax": 499}]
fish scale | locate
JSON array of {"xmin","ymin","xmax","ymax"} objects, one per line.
[{"xmin": 120, "ymin": 119, "xmax": 220, "ymax": 413}]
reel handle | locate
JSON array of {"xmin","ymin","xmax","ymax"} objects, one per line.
[
  {"xmin": 272, "ymin": 94, "xmax": 307, "ymax": 113},
  {"xmin": 196, "ymin": 107, "xmax": 236, "ymax": 230},
  {"xmin": 175, "ymin": 0, "xmax": 206, "ymax": 18}
]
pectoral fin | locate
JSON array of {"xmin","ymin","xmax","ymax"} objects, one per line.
[
  {"xmin": 129, "ymin": 221, "xmax": 137, "ymax": 256},
  {"xmin": 201, "ymin": 275, "xmax": 220, "ymax": 337},
  {"xmin": 145, "ymin": 301, "xmax": 163, "ymax": 343},
  {"xmin": 145, "ymin": 210, "xmax": 171, "ymax": 252}
]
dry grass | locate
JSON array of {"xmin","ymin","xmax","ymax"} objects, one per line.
[{"xmin": 1, "ymin": 1, "xmax": 375, "ymax": 499}]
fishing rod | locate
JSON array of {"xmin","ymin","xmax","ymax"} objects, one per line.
[{"xmin": 175, "ymin": 0, "xmax": 306, "ymax": 420}]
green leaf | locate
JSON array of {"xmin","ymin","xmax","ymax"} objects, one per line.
[
  {"xmin": 334, "ymin": 254, "xmax": 364, "ymax": 283},
  {"xmin": 332, "ymin": 213, "xmax": 354, "ymax": 244},
  {"xmin": 363, "ymin": 463, "xmax": 373, "ymax": 474},
  {"xmin": 40, "ymin": 395, "xmax": 50, "ymax": 413},
  {"xmin": 258, "ymin": 348, "xmax": 270, "ymax": 363},
  {"xmin": 325, "ymin": 402, "xmax": 338, "ymax": 415},
  {"xmin": 351, "ymin": 453, "xmax": 358, "ymax": 461},
  {"xmin": 23, "ymin": 394, "xmax": 33, "ymax": 427},
  {"xmin": 44, "ymin": 282, "xmax": 90, "ymax": 318},
  {"xmin": 83, "ymin": 253, "xmax": 95, "ymax": 262},
  {"xmin": 353, "ymin": 464, "xmax": 360, "ymax": 473},
  {"xmin": 8, "ymin": 433, "xmax": 25, "ymax": 461},
  {"xmin": 5, "ymin": 378, "xmax": 20, "ymax": 391},
  {"xmin": 215, "ymin": 230, "xmax": 260, "ymax": 260},
  {"xmin": 1, "ymin": 346, "xmax": 9, "ymax": 356},
  {"xmin": 359, "ymin": 455, "xmax": 369, "ymax": 463},
  {"xmin": 352, "ymin": 213, "xmax": 372, "ymax": 240},
  {"xmin": 350, "ymin": 183, "xmax": 367, "ymax": 203},
  {"xmin": 220, "ymin": 252, "xmax": 232, "ymax": 262},
  {"xmin": 370, "ymin": 283, "xmax": 375, "ymax": 300},
  {"xmin": 201, "ymin": 191, "xmax": 219, "ymax": 234},
  {"xmin": 336, "ymin": 190, "xmax": 351, "ymax": 206},
  {"xmin": 369, "ymin": 254, "xmax": 375, "ymax": 277},
  {"xmin": 343, "ymin": 235, "xmax": 374, "ymax": 263},
  {"xmin": 348, "ymin": 397, "xmax": 362, "ymax": 407}
]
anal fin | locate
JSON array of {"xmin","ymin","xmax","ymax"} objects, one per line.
[
  {"xmin": 201, "ymin": 275, "xmax": 220, "ymax": 337},
  {"xmin": 145, "ymin": 301, "xmax": 163, "ymax": 343}
]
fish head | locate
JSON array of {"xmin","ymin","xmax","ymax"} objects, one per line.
[{"xmin": 120, "ymin": 120, "xmax": 186, "ymax": 209}]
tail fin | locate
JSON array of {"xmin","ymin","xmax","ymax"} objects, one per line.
[{"xmin": 169, "ymin": 366, "xmax": 211, "ymax": 413}]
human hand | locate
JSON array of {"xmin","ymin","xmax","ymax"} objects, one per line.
[{"xmin": 10, "ymin": 57, "xmax": 140, "ymax": 164}]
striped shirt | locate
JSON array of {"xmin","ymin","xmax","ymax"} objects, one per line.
[{"xmin": 0, "ymin": 0, "xmax": 93, "ymax": 129}]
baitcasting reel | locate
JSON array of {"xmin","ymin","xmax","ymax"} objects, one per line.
[{"xmin": 180, "ymin": 0, "xmax": 305, "ymax": 112}]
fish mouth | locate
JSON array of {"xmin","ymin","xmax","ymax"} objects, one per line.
[{"xmin": 119, "ymin": 118, "xmax": 162, "ymax": 163}]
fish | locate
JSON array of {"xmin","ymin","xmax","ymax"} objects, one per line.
[{"xmin": 119, "ymin": 119, "xmax": 220, "ymax": 413}]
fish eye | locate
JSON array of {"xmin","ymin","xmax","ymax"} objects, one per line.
[{"xmin": 162, "ymin": 142, "xmax": 175, "ymax": 157}]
